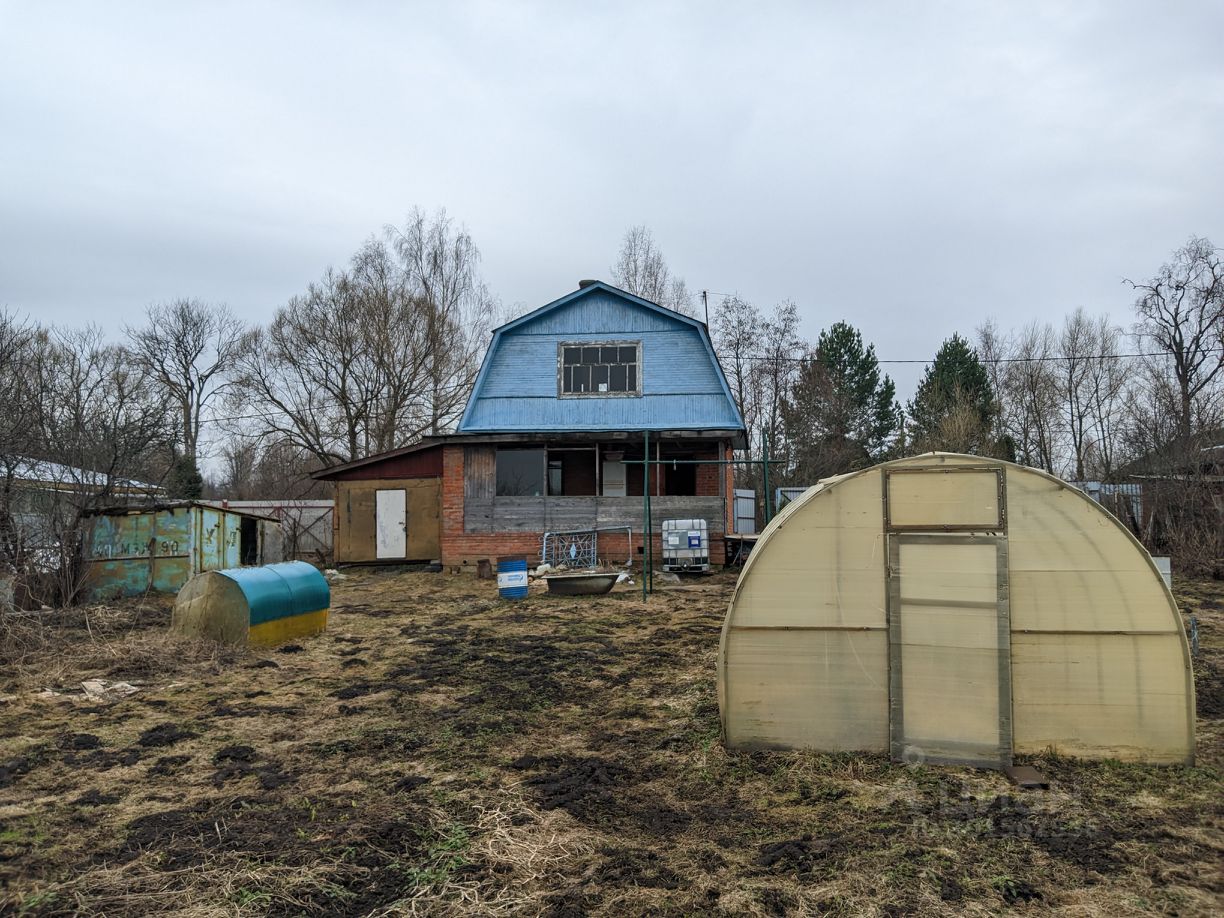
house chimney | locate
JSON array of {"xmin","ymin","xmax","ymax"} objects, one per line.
[{"xmin": 578, "ymin": 279, "xmax": 598, "ymax": 288}]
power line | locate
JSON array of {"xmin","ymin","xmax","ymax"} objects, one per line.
[
  {"xmin": 719, "ymin": 349, "xmax": 1214, "ymax": 366},
  {"xmin": 199, "ymin": 348, "xmax": 1203, "ymax": 427}
]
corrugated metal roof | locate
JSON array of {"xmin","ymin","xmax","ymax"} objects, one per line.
[{"xmin": 4, "ymin": 457, "xmax": 162, "ymax": 493}]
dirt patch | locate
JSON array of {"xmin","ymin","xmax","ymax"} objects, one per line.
[
  {"xmin": 995, "ymin": 876, "xmax": 1043, "ymax": 904},
  {"xmin": 330, "ymin": 683, "xmax": 372, "ymax": 700},
  {"xmin": 519, "ymin": 756, "xmax": 632, "ymax": 813},
  {"xmin": 1194, "ymin": 656, "xmax": 1224, "ymax": 717},
  {"xmin": 593, "ymin": 846, "xmax": 681, "ymax": 889},
  {"xmin": 148, "ymin": 754, "xmax": 191, "ymax": 776},
  {"xmin": 137, "ymin": 723, "xmax": 195, "ymax": 748},
  {"xmin": 74, "ymin": 789, "xmax": 121, "ymax": 806},
  {"xmin": 755, "ymin": 835, "xmax": 845, "ymax": 874}
]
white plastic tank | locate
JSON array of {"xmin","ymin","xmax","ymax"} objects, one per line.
[{"xmin": 662, "ymin": 518, "xmax": 710, "ymax": 573}]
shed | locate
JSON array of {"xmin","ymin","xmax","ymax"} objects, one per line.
[
  {"xmin": 83, "ymin": 502, "xmax": 283, "ymax": 600},
  {"xmin": 718, "ymin": 453, "xmax": 1195, "ymax": 766},
  {"xmin": 313, "ymin": 443, "xmax": 443, "ymax": 563}
]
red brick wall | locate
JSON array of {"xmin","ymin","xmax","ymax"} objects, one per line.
[{"xmin": 438, "ymin": 441, "xmax": 730, "ymax": 568}]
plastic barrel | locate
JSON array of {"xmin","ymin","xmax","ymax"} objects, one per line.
[{"xmin": 496, "ymin": 555, "xmax": 528, "ymax": 600}]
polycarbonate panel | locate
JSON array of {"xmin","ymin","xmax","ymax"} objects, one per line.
[
  {"xmin": 887, "ymin": 469, "xmax": 1001, "ymax": 529},
  {"xmin": 722, "ymin": 628, "xmax": 889, "ymax": 751},
  {"xmin": 892, "ymin": 538, "xmax": 1009, "ymax": 766}
]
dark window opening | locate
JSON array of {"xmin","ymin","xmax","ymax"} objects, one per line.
[
  {"xmin": 239, "ymin": 517, "xmax": 258, "ymax": 565},
  {"xmin": 664, "ymin": 458, "xmax": 698, "ymax": 496},
  {"xmin": 496, "ymin": 449, "xmax": 545, "ymax": 496},
  {"xmin": 549, "ymin": 450, "xmax": 597, "ymax": 496},
  {"xmin": 560, "ymin": 341, "xmax": 640, "ymax": 395}
]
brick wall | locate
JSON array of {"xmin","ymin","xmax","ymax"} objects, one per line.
[{"xmin": 438, "ymin": 441, "xmax": 731, "ymax": 568}]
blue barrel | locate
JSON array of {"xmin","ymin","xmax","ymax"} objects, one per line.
[{"xmin": 497, "ymin": 555, "xmax": 529, "ymax": 600}]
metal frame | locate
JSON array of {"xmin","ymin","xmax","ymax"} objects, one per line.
[
  {"xmin": 887, "ymin": 532, "xmax": 1013, "ymax": 767},
  {"xmin": 556, "ymin": 340, "xmax": 643, "ymax": 399},
  {"xmin": 626, "ymin": 431, "xmax": 776, "ymax": 599},
  {"xmin": 883, "ymin": 466, "xmax": 1007, "ymax": 532},
  {"xmin": 540, "ymin": 526, "xmax": 634, "ymax": 569}
]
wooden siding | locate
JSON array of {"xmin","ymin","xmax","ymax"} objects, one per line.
[
  {"xmin": 463, "ymin": 446, "xmax": 495, "ymax": 499},
  {"xmin": 463, "ymin": 496, "xmax": 726, "ymax": 533},
  {"xmin": 460, "ymin": 286, "xmax": 743, "ymax": 433},
  {"xmin": 327, "ymin": 445, "xmax": 443, "ymax": 481}
]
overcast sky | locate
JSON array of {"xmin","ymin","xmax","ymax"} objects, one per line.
[{"xmin": 2, "ymin": 1, "xmax": 1222, "ymax": 397}]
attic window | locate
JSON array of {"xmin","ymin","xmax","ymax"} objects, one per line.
[{"xmin": 559, "ymin": 341, "xmax": 641, "ymax": 397}]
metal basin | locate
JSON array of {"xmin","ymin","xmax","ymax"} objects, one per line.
[{"xmin": 543, "ymin": 571, "xmax": 619, "ymax": 596}]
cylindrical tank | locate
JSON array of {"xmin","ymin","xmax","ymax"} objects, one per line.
[
  {"xmin": 172, "ymin": 561, "xmax": 330, "ymax": 647},
  {"xmin": 496, "ymin": 555, "xmax": 529, "ymax": 600}
]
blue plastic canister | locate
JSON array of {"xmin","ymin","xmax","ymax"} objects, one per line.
[{"xmin": 496, "ymin": 556, "xmax": 529, "ymax": 600}]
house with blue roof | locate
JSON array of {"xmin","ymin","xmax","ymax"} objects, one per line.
[{"xmin": 314, "ymin": 280, "xmax": 748, "ymax": 567}]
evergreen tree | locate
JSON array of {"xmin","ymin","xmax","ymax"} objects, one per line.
[
  {"xmin": 782, "ymin": 322, "xmax": 901, "ymax": 480},
  {"xmin": 907, "ymin": 333, "xmax": 998, "ymax": 454},
  {"xmin": 165, "ymin": 454, "xmax": 204, "ymax": 499}
]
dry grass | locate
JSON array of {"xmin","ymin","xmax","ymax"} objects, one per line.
[{"xmin": 1, "ymin": 569, "xmax": 1221, "ymax": 916}]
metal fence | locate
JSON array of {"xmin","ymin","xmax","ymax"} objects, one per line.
[{"xmin": 540, "ymin": 526, "xmax": 633, "ymax": 569}]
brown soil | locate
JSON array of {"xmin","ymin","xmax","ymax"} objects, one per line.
[{"xmin": 0, "ymin": 570, "xmax": 1221, "ymax": 916}]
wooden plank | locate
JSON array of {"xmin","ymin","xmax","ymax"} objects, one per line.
[{"xmin": 464, "ymin": 446, "xmax": 496, "ymax": 500}]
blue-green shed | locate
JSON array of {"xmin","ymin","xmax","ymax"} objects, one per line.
[{"xmin": 84, "ymin": 501, "xmax": 283, "ymax": 600}]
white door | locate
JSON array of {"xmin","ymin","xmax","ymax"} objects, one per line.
[
  {"xmin": 602, "ymin": 460, "xmax": 627, "ymax": 497},
  {"xmin": 375, "ymin": 489, "xmax": 407, "ymax": 559}
]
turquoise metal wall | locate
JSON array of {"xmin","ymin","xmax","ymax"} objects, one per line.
[{"xmin": 86, "ymin": 504, "xmax": 255, "ymax": 600}]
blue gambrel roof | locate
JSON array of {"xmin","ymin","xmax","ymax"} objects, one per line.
[{"xmin": 458, "ymin": 281, "xmax": 746, "ymax": 434}]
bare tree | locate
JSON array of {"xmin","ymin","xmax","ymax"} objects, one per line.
[
  {"xmin": 236, "ymin": 216, "xmax": 494, "ymax": 466},
  {"xmin": 755, "ymin": 301, "xmax": 803, "ymax": 470},
  {"xmin": 127, "ymin": 299, "xmax": 245, "ymax": 462},
  {"xmin": 1127, "ymin": 235, "xmax": 1224, "ymax": 438},
  {"xmin": 1058, "ymin": 309, "xmax": 1094, "ymax": 480},
  {"xmin": 0, "ymin": 322, "xmax": 173, "ymax": 605},
  {"xmin": 712, "ymin": 295, "xmax": 763, "ymax": 440},
  {"xmin": 387, "ymin": 208, "xmax": 497, "ymax": 435},
  {"xmin": 1009, "ymin": 322, "xmax": 1061, "ymax": 473},
  {"xmin": 610, "ymin": 225, "xmax": 695, "ymax": 315},
  {"xmin": 1081, "ymin": 315, "xmax": 1128, "ymax": 478}
]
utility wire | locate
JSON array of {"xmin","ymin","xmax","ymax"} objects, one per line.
[{"xmin": 197, "ymin": 346, "xmax": 1204, "ymax": 427}]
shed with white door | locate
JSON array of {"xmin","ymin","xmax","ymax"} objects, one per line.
[
  {"xmin": 718, "ymin": 452, "xmax": 1196, "ymax": 766},
  {"xmin": 313, "ymin": 443, "xmax": 443, "ymax": 563}
]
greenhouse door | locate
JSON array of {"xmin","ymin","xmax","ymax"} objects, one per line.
[{"xmin": 888, "ymin": 534, "xmax": 1012, "ymax": 767}]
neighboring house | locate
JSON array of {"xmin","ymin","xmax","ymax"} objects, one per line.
[
  {"xmin": 1, "ymin": 457, "xmax": 164, "ymax": 564},
  {"xmin": 314, "ymin": 280, "xmax": 748, "ymax": 567},
  {"xmin": 1109, "ymin": 428, "xmax": 1224, "ymax": 548}
]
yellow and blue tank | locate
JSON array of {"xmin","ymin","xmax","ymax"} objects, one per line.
[{"xmin": 172, "ymin": 561, "xmax": 329, "ymax": 647}]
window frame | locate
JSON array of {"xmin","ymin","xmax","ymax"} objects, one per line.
[
  {"xmin": 495, "ymin": 447, "xmax": 547, "ymax": 497},
  {"xmin": 556, "ymin": 340, "xmax": 643, "ymax": 399}
]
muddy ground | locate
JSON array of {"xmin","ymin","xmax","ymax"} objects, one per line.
[{"xmin": 1, "ymin": 569, "xmax": 1221, "ymax": 916}]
